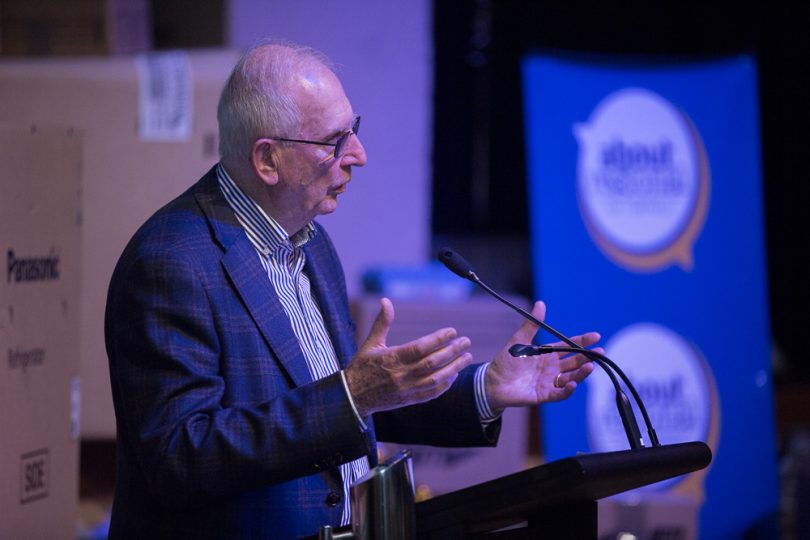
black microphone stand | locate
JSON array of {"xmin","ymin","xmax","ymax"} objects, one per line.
[
  {"xmin": 510, "ymin": 344, "xmax": 659, "ymax": 448},
  {"xmin": 438, "ymin": 247, "xmax": 660, "ymax": 449}
]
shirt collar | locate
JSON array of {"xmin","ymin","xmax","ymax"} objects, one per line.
[{"xmin": 216, "ymin": 163, "xmax": 316, "ymax": 255}]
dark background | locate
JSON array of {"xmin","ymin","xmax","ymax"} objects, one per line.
[{"xmin": 432, "ymin": 0, "xmax": 810, "ymax": 385}]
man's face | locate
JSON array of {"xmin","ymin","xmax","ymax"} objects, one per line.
[{"xmin": 268, "ymin": 64, "xmax": 367, "ymax": 232}]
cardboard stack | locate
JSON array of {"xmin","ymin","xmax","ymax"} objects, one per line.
[
  {"xmin": 0, "ymin": 123, "xmax": 82, "ymax": 537},
  {"xmin": 0, "ymin": 49, "xmax": 240, "ymax": 437}
]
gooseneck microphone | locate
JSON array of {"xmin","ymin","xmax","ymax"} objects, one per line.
[
  {"xmin": 439, "ymin": 248, "xmax": 585, "ymax": 348},
  {"xmin": 510, "ymin": 342, "xmax": 644, "ymax": 450},
  {"xmin": 437, "ymin": 247, "xmax": 660, "ymax": 449}
]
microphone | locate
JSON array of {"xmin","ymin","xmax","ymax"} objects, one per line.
[
  {"xmin": 511, "ymin": 344, "xmax": 645, "ymax": 450},
  {"xmin": 438, "ymin": 247, "xmax": 659, "ymax": 449},
  {"xmin": 438, "ymin": 248, "xmax": 583, "ymax": 347},
  {"xmin": 437, "ymin": 248, "xmax": 476, "ymax": 280}
]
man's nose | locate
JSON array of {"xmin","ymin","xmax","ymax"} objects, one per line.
[{"xmin": 341, "ymin": 133, "xmax": 367, "ymax": 167}]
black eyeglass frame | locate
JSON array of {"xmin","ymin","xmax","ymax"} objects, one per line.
[{"xmin": 272, "ymin": 115, "xmax": 361, "ymax": 158}]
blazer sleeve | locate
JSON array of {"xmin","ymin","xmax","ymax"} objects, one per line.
[
  {"xmin": 372, "ymin": 364, "xmax": 502, "ymax": 447},
  {"xmin": 105, "ymin": 231, "xmax": 373, "ymax": 510}
]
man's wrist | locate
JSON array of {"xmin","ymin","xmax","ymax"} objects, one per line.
[
  {"xmin": 475, "ymin": 363, "xmax": 502, "ymax": 421},
  {"xmin": 340, "ymin": 370, "xmax": 369, "ymax": 431}
]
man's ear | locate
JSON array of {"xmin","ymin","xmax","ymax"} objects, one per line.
[{"xmin": 251, "ymin": 138, "xmax": 279, "ymax": 186}]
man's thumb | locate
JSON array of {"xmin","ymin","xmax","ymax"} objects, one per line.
[{"xmin": 366, "ymin": 297, "xmax": 395, "ymax": 347}]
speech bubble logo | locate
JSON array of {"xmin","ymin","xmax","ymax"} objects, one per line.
[
  {"xmin": 585, "ymin": 322, "xmax": 720, "ymax": 497},
  {"xmin": 574, "ymin": 88, "xmax": 711, "ymax": 272}
]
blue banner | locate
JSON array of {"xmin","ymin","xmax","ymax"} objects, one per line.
[{"xmin": 522, "ymin": 54, "xmax": 777, "ymax": 538}]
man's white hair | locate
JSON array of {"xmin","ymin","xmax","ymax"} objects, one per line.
[{"xmin": 217, "ymin": 40, "xmax": 333, "ymax": 162}]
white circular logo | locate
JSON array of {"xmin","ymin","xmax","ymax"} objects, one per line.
[
  {"xmin": 574, "ymin": 88, "xmax": 710, "ymax": 272},
  {"xmin": 586, "ymin": 323, "xmax": 712, "ymax": 469}
]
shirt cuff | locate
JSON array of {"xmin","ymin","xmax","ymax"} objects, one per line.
[
  {"xmin": 474, "ymin": 363, "xmax": 502, "ymax": 424},
  {"xmin": 340, "ymin": 369, "xmax": 369, "ymax": 432}
]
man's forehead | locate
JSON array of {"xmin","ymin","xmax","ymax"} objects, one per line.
[
  {"xmin": 299, "ymin": 70, "xmax": 329, "ymax": 91},
  {"xmin": 293, "ymin": 62, "xmax": 340, "ymax": 95},
  {"xmin": 292, "ymin": 67, "xmax": 352, "ymax": 131}
]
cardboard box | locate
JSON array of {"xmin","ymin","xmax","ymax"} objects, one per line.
[
  {"xmin": 0, "ymin": 123, "xmax": 82, "ymax": 538},
  {"xmin": 0, "ymin": 50, "xmax": 240, "ymax": 437},
  {"xmin": 0, "ymin": 48, "xmax": 432, "ymax": 440},
  {"xmin": 0, "ymin": 0, "xmax": 151, "ymax": 57}
]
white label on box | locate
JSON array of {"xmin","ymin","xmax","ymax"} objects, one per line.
[
  {"xmin": 135, "ymin": 52, "xmax": 193, "ymax": 141},
  {"xmin": 19, "ymin": 449, "xmax": 49, "ymax": 504}
]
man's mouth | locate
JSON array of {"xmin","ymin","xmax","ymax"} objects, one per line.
[{"xmin": 333, "ymin": 178, "xmax": 350, "ymax": 194}]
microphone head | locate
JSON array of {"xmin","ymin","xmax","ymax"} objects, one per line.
[
  {"xmin": 509, "ymin": 344, "xmax": 533, "ymax": 357},
  {"xmin": 509, "ymin": 344, "xmax": 546, "ymax": 357},
  {"xmin": 437, "ymin": 247, "xmax": 475, "ymax": 280}
]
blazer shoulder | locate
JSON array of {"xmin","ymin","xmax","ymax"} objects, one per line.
[{"xmin": 112, "ymin": 170, "xmax": 224, "ymax": 276}]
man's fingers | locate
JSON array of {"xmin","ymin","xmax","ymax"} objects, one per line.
[
  {"xmin": 546, "ymin": 331, "xmax": 601, "ymax": 366},
  {"xmin": 410, "ymin": 336, "xmax": 471, "ymax": 374},
  {"xmin": 558, "ymin": 344, "xmax": 603, "ymax": 372},
  {"xmin": 408, "ymin": 373, "xmax": 459, "ymax": 405},
  {"xmin": 558, "ymin": 346, "xmax": 600, "ymax": 371},
  {"xmin": 413, "ymin": 352, "xmax": 474, "ymax": 392},
  {"xmin": 555, "ymin": 347, "xmax": 598, "ymax": 392},
  {"xmin": 557, "ymin": 361, "xmax": 595, "ymax": 386},
  {"xmin": 393, "ymin": 327, "xmax": 460, "ymax": 362},
  {"xmin": 556, "ymin": 381, "xmax": 578, "ymax": 399},
  {"xmin": 508, "ymin": 301, "xmax": 547, "ymax": 344},
  {"xmin": 577, "ymin": 332, "xmax": 601, "ymax": 348},
  {"xmin": 550, "ymin": 331, "xmax": 601, "ymax": 350},
  {"xmin": 552, "ymin": 361, "xmax": 593, "ymax": 395},
  {"xmin": 365, "ymin": 297, "xmax": 395, "ymax": 348},
  {"xmin": 530, "ymin": 300, "xmax": 547, "ymax": 322}
]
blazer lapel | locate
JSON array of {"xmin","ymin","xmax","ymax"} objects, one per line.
[
  {"xmin": 303, "ymin": 233, "xmax": 357, "ymax": 369},
  {"xmin": 303, "ymin": 231, "xmax": 379, "ymax": 460},
  {"xmin": 193, "ymin": 170, "xmax": 313, "ymax": 387}
]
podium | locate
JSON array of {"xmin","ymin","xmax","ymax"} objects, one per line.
[{"xmin": 415, "ymin": 441, "xmax": 712, "ymax": 539}]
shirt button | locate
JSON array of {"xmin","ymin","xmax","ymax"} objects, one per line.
[{"xmin": 325, "ymin": 491, "xmax": 341, "ymax": 507}]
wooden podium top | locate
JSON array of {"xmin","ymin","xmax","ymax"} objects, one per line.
[{"xmin": 416, "ymin": 441, "xmax": 712, "ymax": 536}]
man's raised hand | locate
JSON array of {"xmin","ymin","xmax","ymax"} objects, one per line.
[{"xmin": 345, "ymin": 298, "xmax": 474, "ymax": 417}]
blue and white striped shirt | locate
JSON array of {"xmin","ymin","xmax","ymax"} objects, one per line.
[{"xmin": 216, "ymin": 163, "xmax": 498, "ymax": 525}]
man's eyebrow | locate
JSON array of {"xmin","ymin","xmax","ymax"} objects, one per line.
[
  {"xmin": 321, "ymin": 127, "xmax": 345, "ymax": 141},
  {"xmin": 319, "ymin": 121, "xmax": 353, "ymax": 142}
]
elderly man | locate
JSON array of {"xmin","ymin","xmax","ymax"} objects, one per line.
[{"xmin": 104, "ymin": 41, "xmax": 597, "ymax": 539}]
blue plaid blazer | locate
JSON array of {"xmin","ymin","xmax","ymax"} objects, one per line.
[{"xmin": 104, "ymin": 167, "xmax": 499, "ymax": 539}]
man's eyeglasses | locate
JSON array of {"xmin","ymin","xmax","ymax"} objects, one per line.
[{"xmin": 273, "ymin": 115, "xmax": 361, "ymax": 158}]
